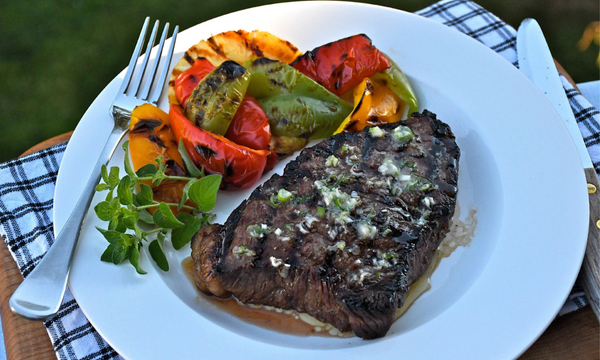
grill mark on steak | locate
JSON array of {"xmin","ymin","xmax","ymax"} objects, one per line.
[{"xmin": 191, "ymin": 110, "xmax": 460, "ymax": 339}]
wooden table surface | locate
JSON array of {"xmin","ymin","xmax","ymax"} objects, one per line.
[{"xmin": 1, "ymin": 66, "xmax": 599, "ymax": 359}]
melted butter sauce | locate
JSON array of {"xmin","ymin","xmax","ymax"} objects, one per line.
[
  {"xmin": 181, "ymin": 205, "xmax": 477, "ymax": 338},
  {"xmin": 396, "ymin": 204, "xmax": 476, "ymax": 319}
]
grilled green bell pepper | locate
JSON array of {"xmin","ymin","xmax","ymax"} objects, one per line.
[
  {"xmin": 185, "ymin": 60, "xmax": 251, "ymax": 135},
  {"xmin": 244, "ymin": 58, "xmax": 353, "ymax": 141},
  {"xmin": 370, "ymin": 55, "xmax": 419, "ymax": 116}
]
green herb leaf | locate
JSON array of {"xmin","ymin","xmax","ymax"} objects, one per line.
[
  {"xmin": 128, "ymin": 244, "xmax": 147, "ymax": 274},
  {"xmin": 96, "ymin": 227, "xmax": 122, "ymax": 244},
  {"xmin": 177, "ymin": 178, "xmax": 198, "ymax": 211},
  {"xmin": 94, "ymin": 199, "xmax": 120, "ymax": 221},
  {"xmin": 122, "ymin": 141, "xmax": 137, "ymax": 179},
  {"xmin": 101, "ymin": 244, "xmax": 117, "ymax": 262},
  {"xmin": 101, "ymin": 164, "xmax": 110, "ymax": 184},
  {"xmin": 134, "ymin": 224, "xmax": 144, "ymax": 240},
  {"xmin": 121, "ymin": 207, "xmax": 140, "ymax": 229},
  {"xmin": 108, "ymin": 214, "xmax": 126, "ymax": 233},
  {"xmin": 152, "ymin": 170, "xmax": 166, "ymax": 187},
  {"xmin": 105, "ymin": 188, "xmax": 115, "ymax": 202},
  {"xmin": 152, "ymin": 203, "xmax": 185, "ymax": 229},
  {"xmin": 117, "ymin": 176, "xmax": 133, "ymax": 205},
  {"xmin": 138, "ymin": 209, "xmax": 155, "ymax": 225},
  {"xmin": 136, "ymin": 164, "xmax": 158, "ymax": 178},
  {"xmin": 188, "ymin": 174, "xmax": 221, "ymax": 212},
  {"xmin": 118, "ymin": 233, "xmax": 134, "ymax": 247},
  {"xmin": 94, "ymin": 201, "xmax": 114, "ymax": 221},
  {"xmin": 178, "ymin": 139, "xmax": 203, "ymax": 178},
  {"xmin": 149, "ymin": 237, "xmax": 169, "ymax": 271},
  {"xmin": 171, "ymin": 212, "xmax": 202, "ymax": 250},
  {"xmin": 155, "ymin": 156, "xmax": 165, "ymax": 170},
  {"xmin": 108, "ymin": 166, "xmax": 120, "ymax": 188},
  {"xmin": 95, "ymin": 183, "xmax": 109, "ymax": 192},
  {"xmin": 136, "ymin": 183, "xmax": 154, "ymax": 206},
  {"xmin": 111, "ymin": 244, "xmax": 129, "ymax": 264},
  {"xmin": 94, "ymin": 149, "xmax": 222, "ymax": 275}
]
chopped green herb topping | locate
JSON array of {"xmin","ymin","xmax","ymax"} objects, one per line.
[
  {"xmin": 325, "ymin": 155, "xmax": 339, "ymax": 167},
  {"xmin": 233, "ymin": 245, "xmax": 255, "ymax": 256},
  {"xmin": 277, "ymin": 188, "xmax": 293, "ymax": 202},
  {"xmin": 317, "ymin": 206, "xmax": 326, "ymax": 217},
  {"xmin": 247, "ymin": 224, "xmax": 271, "ymax": 238},
  {"xmin": 382, "ymin": 252, "xmax": 397, "ymax": 260},
  {"xmin": 369, "ymin": 126, "xmax": 385, "ymax": 138},
  {"xmin": 392, "ymin": 125, "xmax": 414, "ymax": 142}
]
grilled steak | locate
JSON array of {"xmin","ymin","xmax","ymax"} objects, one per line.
[{"xmin": 191, "ymin": 110, "xmax": 460, "ymax": 339}]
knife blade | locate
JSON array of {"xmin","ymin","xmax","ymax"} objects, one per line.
[
  {"xmin": 517, "ymin": 19, "xmax": 592, "ymax": 169},
  {"xmin": 517, "ymin": 18, "xmax": 600, "ymax": 320}
]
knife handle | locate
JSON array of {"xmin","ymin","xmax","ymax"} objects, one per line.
[{"xmin": 582, "ymin": 168, "xmax": 600, "ymax": 321}]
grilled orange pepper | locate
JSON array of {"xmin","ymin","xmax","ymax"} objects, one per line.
[
  {"xmin": 128, "ymin": 104, "xmax": 188, "ymax": 211},
  {"xmin": 334, "ymin": 78, "xmax": 373, "ymax": 134},
  {"xmin": 367, "ymin": 84, "xmax": 405, "ymax": 125}
]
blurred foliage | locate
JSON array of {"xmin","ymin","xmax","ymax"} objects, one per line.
[
  {"xmin": 0, "ymin": 0, "xmax": 598, "ymax": 162},
  {"xmin": 577, "ymin": 21, "xmax": 599, "ymax": 67}
]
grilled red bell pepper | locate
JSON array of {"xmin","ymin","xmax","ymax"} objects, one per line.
[
  {"xmin": 224, "ymin": 94, "xmax": 271, "ymax": 150},
  {"xmin": 169, "ymin": 104, "xmax": 274, "ymax": 190},
  {"xmin": 291, "ymin": 34, "xmax": 390, "ymax": 96},
  {"xmin": 174, "ymin": 58, "xmax": 271, "ymax": 152},
  {"xmin": 174, "ymin": 58, "xmax": 215, "ymax": 106}
]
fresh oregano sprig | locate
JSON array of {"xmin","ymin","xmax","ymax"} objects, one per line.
[{"xmin": 93, "ymin": 140, "xmax": 221, "ymax": 274}]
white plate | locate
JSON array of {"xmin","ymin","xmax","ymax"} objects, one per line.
[{"xmin": 54, "ymin": 2, "xmax": 589, "ymax": 359}]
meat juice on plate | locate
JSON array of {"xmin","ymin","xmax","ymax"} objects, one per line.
[{"xmin": 181, "ymin": 206, "xmax": 476, "ymax": 337}]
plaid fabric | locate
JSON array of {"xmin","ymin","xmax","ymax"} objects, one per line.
[
  {"xmin": 0, "ymin": 143, "xmax": 121, "ymax": 360},
  {"xmin": 0, "ymin": 1, "xmax": 596, "ymax": 358}
]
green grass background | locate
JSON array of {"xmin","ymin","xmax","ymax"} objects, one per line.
[{"xmin": 0, "ymin": 0, "xmax": 598, "ymax": 162}]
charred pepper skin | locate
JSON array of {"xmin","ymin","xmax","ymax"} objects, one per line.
[
  {"xmin": 185, "ymin": 60, "xmax": 251, "ymax": 136},
  {"xmin": 170, "ymin": 104, "xmax": 275, "ymax": 190},
  {"xmin": 128, "ymin": 104, "xmax": 190, "ymax": 212},
  {"xmin": 245, "ymin": 58, "xmax": 353, "ymax": 143},
  {"xmin": 174, "ymin": 57, "xmax": 216, "ymax": 107},
  {"xmin": 291, "ymin": 34, "xmax": 391, "ymax": 96},
  {"xmin": 175, "ymin": 58, "xmax": 271, "ymax": 151}
]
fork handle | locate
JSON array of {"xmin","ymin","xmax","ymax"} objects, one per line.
[{"xmin": 9, "ymin": 125, "xmax": 128, "ymax": 320}]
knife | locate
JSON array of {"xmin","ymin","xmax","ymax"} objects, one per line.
[{"xmin": 517, "ymin": 18, "xmax": 600, "ymax": 320}]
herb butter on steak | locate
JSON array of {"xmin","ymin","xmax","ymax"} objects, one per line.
[{"xmin": 191, "ymin": 110, "xmax": 460, "ymax": 339}]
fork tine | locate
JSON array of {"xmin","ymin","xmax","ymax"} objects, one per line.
[
  {"xmin": 149, "ymin": 25, "xmax": 179, "ymax": 105},
  {"xmin": 139, "ymin": 22, "xmax": 169, "ymax": 101},
  {"xmin": 117, "ymin": 17, "xmax": 150, "ymax": 95},
  {"xmin": 130, "ymin": 20, "xmax": 160, "ymax": 97}
]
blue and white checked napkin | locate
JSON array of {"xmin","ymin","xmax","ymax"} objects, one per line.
[{"xmin": 0, "ymin": 1, "xmax": 598, "ymax": 359}]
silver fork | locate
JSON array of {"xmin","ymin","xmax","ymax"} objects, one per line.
[{"xmin": 9, "ymin": 17, "xmax": 179, "ymax": 320}]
